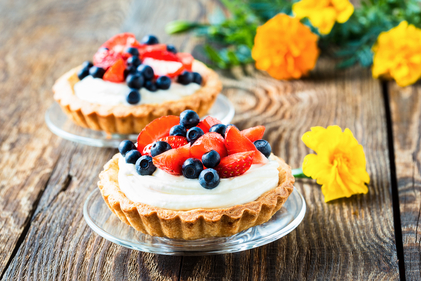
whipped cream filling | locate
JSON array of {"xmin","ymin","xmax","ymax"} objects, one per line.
[
  {"xmin": 117, "ymin": 155, "xmax": 280, "ymax": 210},
  {"xmin": 74, "ymin": 76, "xmax": 201, "ymax": 106}
]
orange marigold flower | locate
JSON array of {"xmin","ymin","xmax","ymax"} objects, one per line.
[
  {"xmin": 251, "ymin": 14, "xmax": 319, "ymax": 80},
  {"xmin": 372, "ymin": 21, "xmax": 421, "ymax": 87},
  {"xmin": 302, "ymin": 126, "xmax": 370, "ymax": 202},
  {"xmin": 292, "ymin": 0, "xmax": 354, "ymax": 35}
]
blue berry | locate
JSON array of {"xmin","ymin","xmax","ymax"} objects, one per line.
[
  {"xmin": 186, "ymin": 127, "xmax": 204, "ymax": 143},
  {"xmin": 166, "ymin": 44, "xmax": 177, "ymax": 54},
  {"xmin": 150, "ymin": 141, "xmax": 172, "ymax": 157},
  {"xmin": 192, "ymin": 72, "xmax": 202, "ymax": 85},
  {"xmin": 125, "ymin": 47, "xmax": 139, "ymax": 57},
  {"xmin": 141, "ymin": 35, "xmax": 159, "ymax": 45},
  {"xmin": 180, "ymin": 110, "xmax": 200, "ymax": 128},
  {"xmin": 124, "ymin": 66, "xmax": 137, "ymax": 78},
  {"xmin": 82, "ymin": 61, "xmax": 93, "ymax": 69},
  {"xmin": 254, "ymin": 139, "xmax": 272, "ymax": 158},
  {"xmin": 156, "ymin": 76, "xmax": 171, "ymax": 90},
  {"xmin": 182, "ymin": 158, "xmax": 203, "ymax": 179},
  {"xmin": 209, "ymin": 124, "xmax": 227, "ymax": 138},
  {"xmin": 199, "ymin": 169, "xmax": 220, "ymax": 189},
  {"xmin": 126, "ymin": 89, "xmax": 141, "ymax": 104},
  {"xmin": 202, "ymin": 150, "xmax": 220, "ymax": 168},
  {"xmin": 144, "ymin": 80, "xmax": 157, "ymax": 92},
  {"xmin": 177, "ymin": 71, "xmax": 193, "ymax": 85},
  {"xmin": 125, "ymin": 149, "xmax": 141, "ymax": 164},
  {"xmin": 77, "ymin": 66, "xmax": 90, "ymax": 80},
  {"xmin": 118, "ymin": 140, "xmax": 135, "ymax": 156},
  {"xmin": 135, "ymin": 155, "xmax": 156, "ymax": 175},
  {"xmin": 169, "ymin": 125, "xmax": 187, "ymax": 137},
  {"xmin": 89, "ymin": 66, "xmax": 106, "ymax": 78},
  {"xmin": 126, "ymin": 56, "xmax": 141, "ymax": 68},
  {"xmin": 137, "ymin": 64, "xmax": 154, "ymax": 80},
  {"xmin": 126, "ymin": 73, "xmax": 144, "ymax": 89}
]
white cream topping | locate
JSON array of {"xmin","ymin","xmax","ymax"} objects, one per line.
[
  {"xmin": 117, "ymin": 155, "xmax": 280, "ymax": 210},
  {"xmin": 74, "ymin": 76, "xmax": 201, "ymax": 106}
]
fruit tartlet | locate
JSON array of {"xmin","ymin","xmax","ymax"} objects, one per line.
[
  {"xmin": 97, "ymin": 110, "xmax": 294, "ymax": 240},
  {"xmin": 53, "ymin": 33, "xmax": 222, "ymax": 134}
]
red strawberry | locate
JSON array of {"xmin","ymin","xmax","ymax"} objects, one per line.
[
  {"xmin": 215, "ymin": 151, "xmax": 254, "ymax": 178},
  {"xmin": 138, "ymin": 44, "xmax": 167, "ymax": 57},
  {"xmin": 103, "ymin": 59, "xmax": 126, "ymax": 82},
  {"xmin": 100, "ymin": 33, "xmax": 141, "ymax": 53},
  {"xmin": 142, "ymin": 143, "xmax": 154, "ymax": 156},
  {"xmin": 153, "ymin": 144, "xmax": 191, "ymax": 175},
  {"xmin": 177, "ymin": 53, "xmax": 194, "ymax": 71},
  {"xmin": 93, "ymin": 49, "xmax": 124, "ymax": 69},
  {"xmin": 142, "ymin": 50, "xmax": 179, "ymax": 61},
  {"xmin": 190, "ymin": 132, "xmax": 227, "ymax": 160},
  {"xmin": 241, "ymin": 126, "xmax": 265, "ymax": 142},
  {"xmin": 142, "ymin": 58, "xmax": 184, "ymax": 78},
  {"xmin": 197, "ymin": 116, "xmax": 221, "ymax": 133},
  {"xmin": 137, "ymin": 115, "xmax": 180, "ymax": 153},
  {"xmin": 225, "ymin": 126, "xmax": 268, "ymax": 164}
]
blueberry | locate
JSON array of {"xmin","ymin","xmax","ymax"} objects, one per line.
[
  {"xmin": 180, "ymin": 110, "xmax": 200, "ymax": 128},
  {"xmin": 124, "ymin": 66, "xmax": 137, "ymax": 78},
  {"xmin": 126, "ymin": 56, "xmax": 141, "ymax": 68},
  {"xmin": 89, "ymin": 66, "xmax": 106, "ymax": 78},
  {"xmin": 135, "ymin": 155, "xmax": 157, "ymax": 175},
  {"xmin": 118, "ymin": 140, "xmax": 135, "ymax": 156},
  {"xmin": 254, "ymin": 139, "xmax": 272, "ymax": 158},
  {"xmin": 126, "ymin": 89, "xmax": 141, "ymax": 104},
  {"xmin": 137, "ymin": 64, "xmax": 154, "ymax": 80},
  {"xmin": 125, "ymin": 149, "xmax": 141, "ymax": 164},
  {"xmin": 77, "ymin": 66, "xmax": 90, "ymax": 80},
  {"xmin": 169, "ymin": 125, "xmax": 187, "ymax": 137},
  {"xmin": 192, "ymin": 72, "xmax": 202, "ymax": 85},
  {"xmin": 144, "ymin": 80, "xmax": 158, "ymax": 92},
  {"xmin": 199, "ymin": 169, "xmax": 220, "ymax": 189},
  {"xmin": 209, "ymin": 124, "xmax": 227, "ymax": 138},
  {"xmin": 186, "ymin": 127, "xmax": 204, "ymax": 143},
  {"xmin": 125, "ymin": 47, "xmax": 139, "ymax": 57},
  {"xmin": 141, "ymin": 35, "xmax": 159, "ymax": 45},
  {"xmin": 150, "ymin": 141, "xmax": 172, "ymax": 157},
  {"xmin": 182, "ymin": 158, "xmax": 203, "ymax": 179},
  {"xmin": 156, "ymin": 76, "xmax": 171, "ymax": 90},
  {"xmin": 202, "ymin": 150, "xmax": 221, "ymax": 168},
  {"xmin": 177, "ymin": 71, "xmax": 193, "ymax": 85},
  {"xmin": 82, "ymin": 61, "xmax": 93, "ymax": 69},
  {"xmin": 166, "ymin": 44, "xmax": 177, "ymax": 54},
  {"xmin": 126, "ymin": 73, "xmax": 144, "ymax": 89}
]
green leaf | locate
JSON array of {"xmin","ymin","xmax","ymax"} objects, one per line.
[
  {"xmin": 336, "ymin": 56, "xmax": 358, "ymax": 69},
  {"xmin": 165, "ymin": 21, "xmax": 204, "ymax": 34}
]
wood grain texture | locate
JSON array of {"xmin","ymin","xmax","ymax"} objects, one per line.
[
  {"xmin": 0, "ymin": 0, "xmax": 400, "ymax": 280},
  {"xmin": 389, "ymin": 82, "xmax": 421, "ymax": 281}
]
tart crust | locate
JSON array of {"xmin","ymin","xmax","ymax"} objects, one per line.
[
  {"xmin": 97, "ymin": 154, "xmax": 295, "ymax": 240},
  {"xmin": 53, "ymin": 60, "xmax": 222, "ymax": 134}
]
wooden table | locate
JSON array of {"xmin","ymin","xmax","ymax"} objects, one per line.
[{"xmin": 1, "ymin": 0, "xmax": 419, "ymax": 280}]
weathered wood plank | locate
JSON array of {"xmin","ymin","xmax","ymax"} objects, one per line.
[{"xmin": 389, "ymin": 82, "xmax": 421, "ymax": 281}]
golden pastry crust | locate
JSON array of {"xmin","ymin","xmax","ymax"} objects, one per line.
[
  {"xmin": 97, "ymin": 154, "xmax": 295, "ymax": 240},
  {"xmin": 53, "ymin": 60, "xmax": 222, "ymax": 134}
]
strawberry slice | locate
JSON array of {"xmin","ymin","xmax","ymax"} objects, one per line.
[
  {"xmin": 138, "ymin": 44, "xmax": 167, "ymax": 57},
  {"xmin": 103, "ymin": 59, "xmax": 126, "ymax": 82},
  {"xmin": 197, "ymin": 116, "xmax": 222, "ymax": 133},
  {"xmin": 100, "ymin": 33, "xmax": 141, "ymax": 53},
  {"xmin": 225, "ymin": 126, "xmax": 268, "ymax": 164},
  {"xmin": 93, "ymin": 49, "xmax": 124, "ymax": 69},
  {"xmin": 137, "ymin": 115, "xmax": 180, "ymax": 153},
  {"xmin": 142, "ymin": 50, "xmax": 179, "ymax": 61},
  {"xmin": 190, "ymin": 132, "xmax": 227, "ymax": 160},
  {"xmin": 215, "ymin": 151, "xmax": 254, "ymax": 178},
  {"xmin": 153, "ymin": 144, "xmax": 191, "ymax": 175},
  {"xmin": 143, "ymin": 136, "xmax": 188, "ymax": 156},
  {"xmin": 177, "ymin": 53, "xmax": 194, "ymax": 71},
  {"xmin": 142, "ymin": 57, "xmax": 184, "ymax": 78},
  {"xmin": 241, "ymin": 126, "xmax": 265, "ymax": 142}
]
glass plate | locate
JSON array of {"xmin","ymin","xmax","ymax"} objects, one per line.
[
  {"xmin": 83, "ymin": 187, "xmax": 306, "ymax": 256},
  {"xmin": 45, "ymin": 95, "xmax": 235, "ymax": 148}
]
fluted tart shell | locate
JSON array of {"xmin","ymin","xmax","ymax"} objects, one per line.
[
  {"xmin": 53, "ymin": 60, "xmax": 222, "ymax": 134},
  {"xmin": 97, "ymin": 154, "xmax": 295, "ymax": 240}
]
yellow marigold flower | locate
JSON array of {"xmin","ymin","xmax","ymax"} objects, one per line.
[
  {"xmin": 302, "ymin": 126, "xmax": 370, "ymax": 202},
  {"xmin": 251, "ymin": 14, "xmax": 319, "ymax": 80},
  {"xmin": 292, "ymin": 0, "xmax": 354, "ymax": 35},
  {"xmin": 372, "ymin": 21, "xmax": 421, "ymax": 87}
]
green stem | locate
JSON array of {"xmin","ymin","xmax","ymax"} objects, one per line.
[{"xmin": 292, "ymin": 168, "xmax": 311, "ymax": 179}]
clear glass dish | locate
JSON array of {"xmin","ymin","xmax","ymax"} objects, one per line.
[
  {"xmin": 83, "ymin": 187, "xmax": 306, "ymax": 256},
  {"xmin": 45, "ymin": 95, "xmax": 235, "ymax": 148}
]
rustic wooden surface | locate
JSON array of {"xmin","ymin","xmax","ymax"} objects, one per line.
[{"xmin": 0, "ymin": 0, "xmax": 411, "ymax": 280}]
